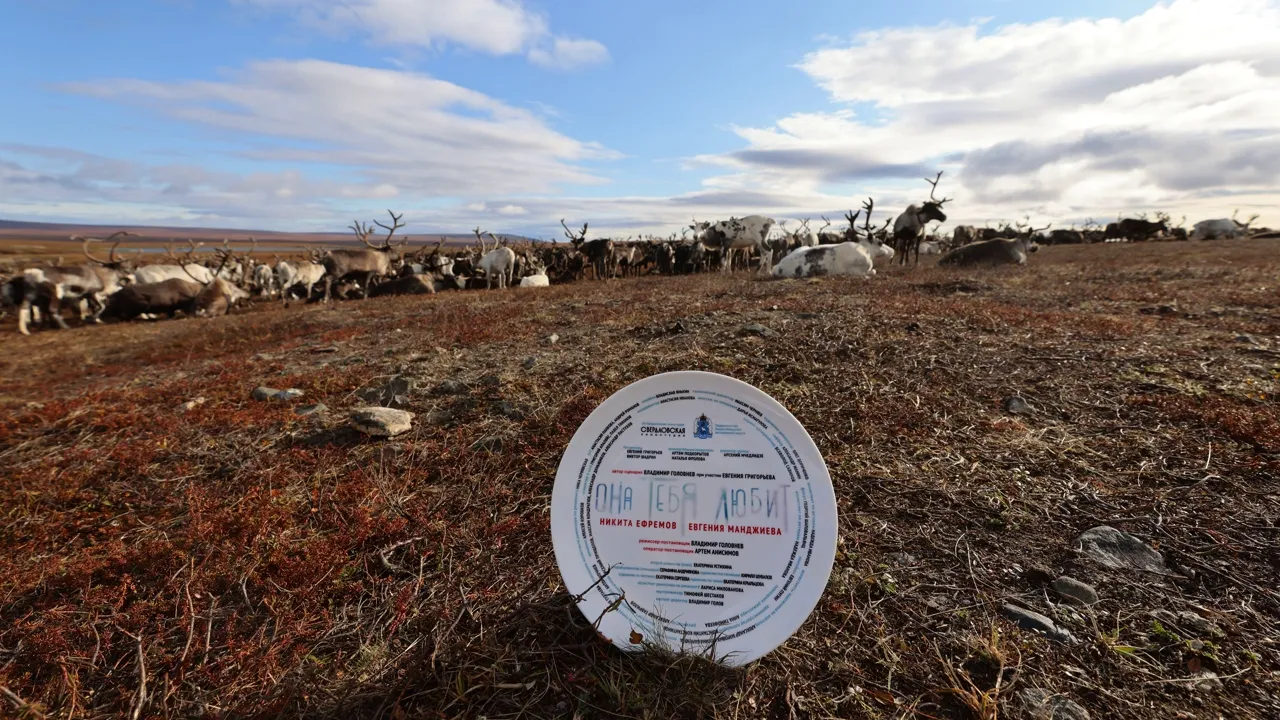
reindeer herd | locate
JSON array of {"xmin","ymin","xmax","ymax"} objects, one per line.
[{"xmin": 2, "ymin": 171, "xmax": 1273, "ymax": 336}]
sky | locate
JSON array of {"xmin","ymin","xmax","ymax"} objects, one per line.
[{"xmin": 1, "ymin": 0, "xmax": 1278, "ymax": 239}]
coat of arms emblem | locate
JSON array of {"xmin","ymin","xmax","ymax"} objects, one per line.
[{"xmin": 693, "ymin": 413, "xmax": 713, "ymax": 439}]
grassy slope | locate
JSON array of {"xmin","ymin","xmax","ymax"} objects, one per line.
[{"xmin": 1, "ymin": 240, "xmax": 1278, "ymax": 719}]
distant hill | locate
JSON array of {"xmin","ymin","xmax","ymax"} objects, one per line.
[{"xmin": 0, "ymin": 219, "xmax": 538, "ymax": 248}]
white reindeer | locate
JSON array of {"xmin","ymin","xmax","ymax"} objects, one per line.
[
  {"xmin": 772, "ymin": 204, "xmax": 894, "ymax": 279},
  {"xmin": 473, "ymin": 229, "xmax": 516, "ymax": 289},
  {"xmin": 1190, "ymin": 212, "xmax": 1258, "ymax": 241},
  {"xmin": 693, "ymin": 215, "xmax": 777, "ymax": 274}
]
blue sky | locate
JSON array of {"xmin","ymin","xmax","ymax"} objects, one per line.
[{"xmin": 2, "ymin": 0, "xmax": 1277, "ymax": 237}]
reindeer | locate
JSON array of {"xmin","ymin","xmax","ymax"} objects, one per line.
[
  {"xmin": 937, "ymin": 226, "xmax": 1040, "ymax": 268},
  {"xmin": 17, "ymin": 233, "xmax": 134, "ymax": 335},
  {"xmin": 693, "ymin": 215, "xmax": 777, "ymax": 274},
  {"xmin": 773, "ymin": 201, "xmax": 894, "ymax": 279},
  {"xmin": 562, "ymin": 219, "xmax": 612, "ymax": 280},
  {"xmin": 952, "ymin": 225, "xmax": 978, "ymax": 247},
  {"xmin": 182, "ymin": 242, "xmax": 249, "ymax": 317},
  {"xmin": 892, "ymin": 171, "xmax": 950, "ymax": 266},
  {"xmin": 474, "ymin": 227, "xmax": 517, "ymax": 289},
  {"xmin": 320, "ymin": 210, "xmax": 407, "ymax": 302},
  {"xmin": 1191, "ymin": 210, "xmax": 1260, "ymax": 241},
  {"xmin": 129, "ymin": 240, "xmax": 216, "ymax": 285}
]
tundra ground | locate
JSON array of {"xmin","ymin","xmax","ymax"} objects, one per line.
[{"xmin": 1, "ymin": 240, "xmax": 1278, "ymax": 719}]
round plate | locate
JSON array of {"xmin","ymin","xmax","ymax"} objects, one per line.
[{"xmin": 550, "ymin": 371, "xmax": 837, "ymax": 666}]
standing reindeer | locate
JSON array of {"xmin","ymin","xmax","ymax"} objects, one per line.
[
  {"xmin": 320, "ymin": 209, "xmax": 407, "ymax": 303},
  {"xmin": 17, "ymin": 232, "xmax": 133, "ymax": 335},
  {"xmin": 562, "ymin": 219, "xmax": 612, "ymax": 280},
  {"xmin": 893, "ymin": 171, "xmax": 951, "ymax": 266}
]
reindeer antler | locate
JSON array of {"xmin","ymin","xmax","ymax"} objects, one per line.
[
  {"xmin": 76, "ymin": 231, "xmax": 131, "ymax": 266},
  {"xmin": 924, "ymin": 170, "xmax": 951, "ymax": 205},
  {"xmin": 372, "ymin": 209, "xmax": 405, "ymax": 249},
  {"xmin": 860, "ymin": 197, "xmax": 876, "ymax": 236},
  {"xmin": 350, "ymin": 220, "xmax": 377, "ymax": 248},
  {"xmin": 560, "ymin": 219, "xmax": 588, "ymax": 243}
]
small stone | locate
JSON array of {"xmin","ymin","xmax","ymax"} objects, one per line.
[
  {"xmin": 1052, "ymin": 576, "xmax": 1099, "ymax": 606},
  {"xmin": 471, "ymin": 435, "xmax": 504, "ymax": 453},
  {"xmin": 432, "ymin": 380, "xmax": 470, "ymax": 396},
  {"xmin": 522, "ymin": 356, "xmax": 536, "ymax": 370},
  {"xmin": 350, "ymin": 407, "xmax": 414, "ymax": 437},
  {"xmin": 1190, "ymin": 671, "xmax": 1222, "ymax": 692},
  {"xmin": 738, "ymin": 323, "xmax": 777, "ymax": 338},
  {"xmin": 1000, "ymin": 604, "xmax": 1076, "ymax": 643},
  {"xmin": 886, "ymin": 552, "xmax": 917, "ymax": 566},
  {"xmin": 546, "ymin": 333, "xmax": 559, "ymax": 344},
  {"xmin": 425, "ymin": 409, "xmax": 455, "ymax": 426},
  {"xmin": 1016, "ymin": 689, "xmax": 1091, "ymax": 720},
  {"xmin": 1003, "ymin": 395, "xmax": 1032, "ymax": 415},
  {"xmin": 1076, "ymin": 525, "xmax": 1169, "ymax": 575},
  {"xmin": 294, "ymin": 403, "xmax": 328, "ymax": 416},
  {"xmin": 1022, "ymin": 565, "xmax": 1056, "ymax": 586},
  {"xmin": 1150, "ymin": 610, "xmax": 1226, "ymax": 639},
  {"xmin": 490, "ymin": 401, "xmax": 526, "ymax": 420}
]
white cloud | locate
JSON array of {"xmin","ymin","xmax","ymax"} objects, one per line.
[
  {"xmin": 528, "ymin": 37, "xmax": 610, "ymax": 70},
  {"xmin": 235, "ymin": 0, "xmax": 607, "ymax": 69},
  {"xmin": 58, "ymin": 59, "xmax": 614, "ymax": 199},
  {"xmin": 10, "ymin": 0, "xmax": 1280, "ymax": 236},
  {"xmin": 706, "ymin": 0, "xmax": 1280, "ymax": 228}
]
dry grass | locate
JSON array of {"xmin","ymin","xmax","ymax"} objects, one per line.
[{"xmin": 1, "ymin": 239, "xmax": 1278, "ymax": 719}]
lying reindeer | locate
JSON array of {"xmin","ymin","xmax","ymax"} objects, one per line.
[{"xmin": 937, "ymin": 234, "xmax": 1040, "ymax": 268}]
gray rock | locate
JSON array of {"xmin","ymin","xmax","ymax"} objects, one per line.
[
  {"xmin": 432, "ymin": 379, "xmax": 470, "ymax": 396},
  {"xmin": 294, "ymin": 403, "xmax": 328, "ymax": 417},
  {"xmin": 1052, "ymin": 576, "xmax": 1099, "ymax": 606},
  {"xmin": 1151, "ymin": 610, "xmax": 1226, "ymax": 639},
  {"xmin": 425, "ymin": 409, "xmax": 455, "ymax": 426},
  {"xmin": 1022, "ymin": 565, "xmax": 1056, "ymax": 586},
  {"xmin": 886, "ymin": 552, "xmax": 917, "ymax": 566},
  {"xmin": 252, "ymin": 386, "xmax": 304, "ymax": 402},
  {"xmin": 1000, "ymin": 604, "xmax": 1077, "ymax": 643},
  {"xmin": 738, "ymin": 323, "xmax": 777, "ymax": 338},
  {"xmin": 1076, "ymin": 525, "xmax": 1168, "ymax": 574},
  {"xmin": 490, "ymin": 401, "xmax": 526, "ymax": 420},
  {"xmin": 350, "ymin": 407, "xmax": 414, "ymax": 437},
  {"xmin": 1003, "ymin": 395, "xmax": 1033, "ymax": 415},
  {"xmin": 1190, "ymin": 671, "xmax": 1222, "ymax": 692},
  {"xmin": 358, "ymin": 375, "xmax": 415, "ymax": 408},
  {"xmin": 1016, "ymin": 689, "xmax": 1091, "ymax": 720},
  {"xmin": 471, "ymin": 435, "xmax": 504, "ymax": 453},
  {"xmin": 522, "ymin": 356, "xmax": 536, "ymax": 370}
]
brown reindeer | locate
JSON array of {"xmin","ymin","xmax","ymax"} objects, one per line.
[{"xmin": 320, "ymin": 209, "xmax": 408, "ymax": 302}]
